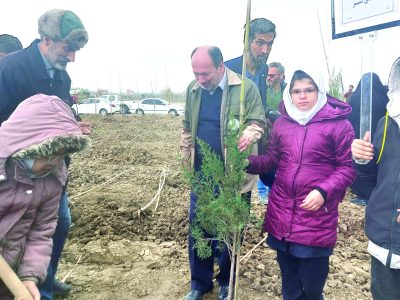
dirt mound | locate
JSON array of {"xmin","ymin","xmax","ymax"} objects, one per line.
[{"xmin": 56, "ymin": 114, "xmax": 371, "ymax": 299}]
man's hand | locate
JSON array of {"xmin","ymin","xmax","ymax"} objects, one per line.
[
  {"xmin": 238, "ymin": 134, "xmax": 253, "ymax": 152},
  {"xmin": 18, "ymin": 280, "xmax": 40, "ymax": 300},
  {"xmin": 397, "ymin": 209, "xmax": 400, "ymax": 223},
  {"xmin": 78, "ymin": 121, "xmax": 91, "ymax": 135},
  {"xmin": 300, "ymin": 189, "xmax": 325, "ymax": 211},
  {"xmin": 351, "ymin": 131, "xmax": 373, "ymax": 161}
]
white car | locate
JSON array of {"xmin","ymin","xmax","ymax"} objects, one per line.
[
  {"xmin": 72, "ymin": 98, "xmax": 117, "ymax": 115},
  {"xmin": 135, "ymin": 98, "xmax": 184, "ymax": 116}
]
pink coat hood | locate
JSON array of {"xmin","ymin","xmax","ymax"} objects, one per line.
[{"xmin": 0, "ymin": 93, "xmax": 90, "ymax": 180}]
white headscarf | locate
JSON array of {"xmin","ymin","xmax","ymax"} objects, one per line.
[
  {"xmin": 386, "ymin": 57, "xmax": 400, "ymax": 127},
  {"xmin": 282, "ymin": 69, "xmax": 328, "ymax": 125}
]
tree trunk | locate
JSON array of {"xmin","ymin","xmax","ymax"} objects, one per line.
[
  {"xmin": 227, "ymin": 233, "xmax": 238, "ymax": 300},
  {"xmin": 234, "ymin": 246, "xmax": 241, "ymax": 300}
]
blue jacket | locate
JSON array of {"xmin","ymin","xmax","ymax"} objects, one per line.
[
  {"xmin": 225, "ymin": 55, "xmax": 267, "ymax": 109},
  {"xmin": 0, "ymin": 39, "xmax": 72, "ymax": 124}
]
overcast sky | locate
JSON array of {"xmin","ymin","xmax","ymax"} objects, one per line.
[{"xmin": 1, "ymin": 0, "xmax": 400, "ymax": 94}]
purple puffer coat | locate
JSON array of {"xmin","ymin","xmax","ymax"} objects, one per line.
[{"xmin": 247, "ymin": 96, "xmax": 356, "ymax": 248}]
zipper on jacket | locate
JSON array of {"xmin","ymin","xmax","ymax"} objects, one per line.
[{"xmin": 291, "ymin": 126, "xmax": 307, "ymax": 203}]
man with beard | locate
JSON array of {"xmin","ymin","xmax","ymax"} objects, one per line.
[
  {"xmin": 0, "ymin": 9, "xmax": 89, "ymax": 300},
  {"xmin": 225, "ymin": 18, "xmax": 277, "ymax": 204},
  {"xmin": 225, "ymin": 18, "xmax": 276, "ymax": 110},
  {"xmin": 0, "ymin": 9, "xmax": 88, "ymax": 125}
]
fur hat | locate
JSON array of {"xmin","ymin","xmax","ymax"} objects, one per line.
[
  {"xmin": 38, "ymin": 9, "xmax": 88, "ymax": 50},
  {"xmin": 12, "ymin": 135, "xmax": 90, "ymax": 160}
]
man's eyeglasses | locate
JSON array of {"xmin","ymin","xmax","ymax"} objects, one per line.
[
  {"xmin": 290, "ymin": 88, "xmax": 317, "ymax": 96},
  {"xmin": 267, "ymin": 73, "xmax": 280, "ymax": 78}
]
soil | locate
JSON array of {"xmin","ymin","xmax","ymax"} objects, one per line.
[{"xmin": 56, "ymin": 114, "xmax": 371, "ymax": 300}]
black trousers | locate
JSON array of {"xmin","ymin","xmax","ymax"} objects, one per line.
[
  {"xmin": 371, "ymin": 255, "xmax": 400, "ymax": 300},
  {"xmin": 277, "ymin": 250, "xmax": 329, "ymax": 300}
]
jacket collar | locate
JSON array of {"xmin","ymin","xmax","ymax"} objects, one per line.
[
  {"xmin": 27, "ymin": 40, "xmax": 68, "ymax": 83},
  {"xmin": 25, "ymin": 39, "xmax": 51, "ymax": 81}
]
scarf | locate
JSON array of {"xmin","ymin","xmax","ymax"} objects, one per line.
[{"xmin": 283, "ymin": 69, "xmax": 327, "ymax": 125}]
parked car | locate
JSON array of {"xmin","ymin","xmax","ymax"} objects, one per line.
[
  {"xmin": 72, "ymin": 98, "xmax": 117, "ymax": 115},
  {"xmin": 98, "ymin": 95, "xmax": 134, "ymax": 114},
  {"xmin": 134, "ymin": 98, "xmax": 184, "ymax": 116}
]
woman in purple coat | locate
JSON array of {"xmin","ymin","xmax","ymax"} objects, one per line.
[
  {"xmin": 247, "ymin": 70, "xmax": 356, "ymax": 300},
  {"xmin": 0, "ymin": 94, "xmax": 90, "ymax": 300}
]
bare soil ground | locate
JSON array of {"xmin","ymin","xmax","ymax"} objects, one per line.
[{"xmin": 56, "ymin": 114, "xmax": 371, "ymax": 300}]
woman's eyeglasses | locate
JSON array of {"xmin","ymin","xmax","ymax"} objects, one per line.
[{"xmin": 290, "ymin": 88, "xmax": 317, "ymax": 96}]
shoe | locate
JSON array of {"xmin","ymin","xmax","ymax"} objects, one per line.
[
  {"xmin": 53, "ymin": 279, "xmax": 72, "ymax": 297},
  {"xmin": 184, "ymin": 289, "xmax": 205, "ymax": 300},
  {"xmin": 258, "ymin": 194, "xmax": 268, "ymax": 205},
  {"xmin": 350, "ymin": 196, "xmax": 367, "ymax": 206},
  {"xmin": 218, "ymin": 285, "xmax": 229, "ymax": 300}
]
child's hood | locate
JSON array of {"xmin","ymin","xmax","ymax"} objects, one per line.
[
  {"xmin": 318, "ymin": 95, "xmax": 352, "ymax": 119},
  {"xmin": 0, "ymin": 94, "xmax": 90, "ymax": 179}
]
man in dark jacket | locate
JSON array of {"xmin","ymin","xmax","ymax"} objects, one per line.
[
  {"xmin": 225, "ymin": 18, "xmax": 276, "ymax": 110},
  {"xmin": 0, "ymin": 9, "xmax": 89, "ymax": 300},
  {"xmin": 351, "ymin": 57, "xmax": 400, "ymax": 300},
  {"xmin": 0, "ymin": 9, "xmax": 88, "ymax": 125}
]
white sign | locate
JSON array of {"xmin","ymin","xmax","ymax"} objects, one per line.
[
  {"xmin": 343, "ymin": 0, "xmax": 394, "ymax": 23},
  {"xmin": 332, "ymin": 0, "xmax": 400, "ymax": 39}
]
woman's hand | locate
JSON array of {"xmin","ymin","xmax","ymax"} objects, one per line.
[
  {"xmin": 300, "ymin": 189, "xmax": 325, "ymax": 211},
  {"xmin": 19, "ymin": 280, "xmax": 40, "ymax": 300},
  {"xmin": 351, "ymin": 131, "xmax": 374, "ymax": 161}
]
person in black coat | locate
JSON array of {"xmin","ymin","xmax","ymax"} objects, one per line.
[{"xmin": 351, "ymin": 57, "xmax": 400, "ymax": 300}]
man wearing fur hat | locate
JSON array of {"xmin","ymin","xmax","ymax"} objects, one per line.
[
  {"xmin": 0, "ymin": 9, "xmax": 88, "ymax": 124},
  {"xmin": 0, "ymin": 8, "xmax": 89, "ymax": 299}
]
